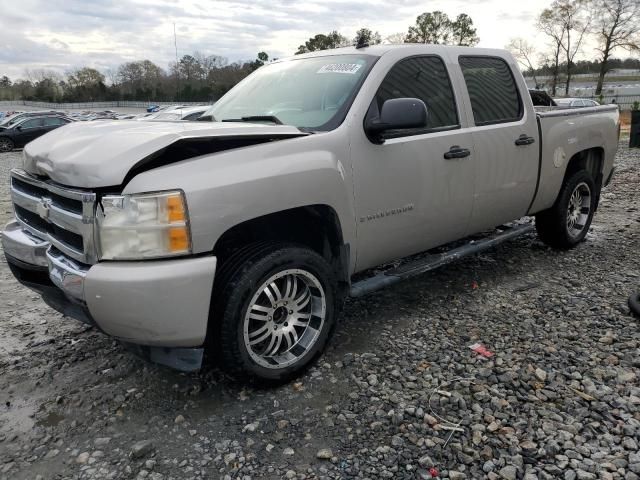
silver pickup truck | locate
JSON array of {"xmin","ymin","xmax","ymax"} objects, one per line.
[{"xmin": 2, "ymin": 45, "xmax": 619, "ymax": 381}]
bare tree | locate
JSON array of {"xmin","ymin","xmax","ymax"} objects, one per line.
[
  {"xmin": 194, "ymin": 52, "xmax": 228, "ymax": 81},
  {"xmin": 24, "ymin": 69, "xmax": 62, "ymax": 84},
  {"xmin": 507, "ymin": 38, "xmax": 540, "ymax": 87},
  {"xmin": 104, "ymin": 67, "xmax": 119, "ymax": 87},
  {"xmin": 590, "ymin": 0, "xmax": 640, "ymax": 95},
  {"xmin": 538, "ymin": 1, "xmax": 589, "ymax": 95},
  {"xmin": 538, "ymin": 8, "xmax": 566, "ymax": 96},
  {"xmin": 555, "ymin": 0, "xmax": 591, "ymax": 95},
  {"xmin": 384, "ymin": 32, "xmax": 407, "ymax": 44}
]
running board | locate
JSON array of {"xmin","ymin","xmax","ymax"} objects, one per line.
[{"xmin": 349, "ymin": 223, "xmax": 534, "ymax": 298}]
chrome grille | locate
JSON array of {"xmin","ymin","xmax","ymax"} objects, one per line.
[{"xmin": 10, "ymin": 169, "xmax": 97, "ymax": 264}]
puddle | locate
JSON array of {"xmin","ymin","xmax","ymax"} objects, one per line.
[{"xmin": 37, "ymin": 411, "xmax": 65, "ymax": 428}]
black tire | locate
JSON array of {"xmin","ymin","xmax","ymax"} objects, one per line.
[
  {"xmin": 211, "ymin": 243, "xmax": 338, "ymax": 383},
  {"xmin": 0, "ymin": 138, "xmax": 14, "ymax": 152},
  {"xmin": 629, "ymin": 291, "xmax": 640, "ymax": 318},
  {"xmin": 535, "ymin": 170, "xmax": 597, "ymax": 249}
]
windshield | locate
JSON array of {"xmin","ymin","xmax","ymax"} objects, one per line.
[
  {"xmin": 1, "ymin": 114, "xmax": 26, "ymax": 127},
  {"xmin": 204, "ymin": 54, "xmax": 376, "ymax": 131}
]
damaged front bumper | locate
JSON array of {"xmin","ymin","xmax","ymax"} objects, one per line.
[{"xmin": 2, "ymin": 220, "xmax": 216, "ymax": 372}]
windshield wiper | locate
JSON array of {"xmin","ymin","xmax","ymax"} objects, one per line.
[{"xmin": 221, "ymin": 115, "xmax": 283, "ymax": 125}]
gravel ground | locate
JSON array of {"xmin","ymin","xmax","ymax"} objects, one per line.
[{"xmin": 0, "ymin": 144, "xmax": 639, "ymax": 480}]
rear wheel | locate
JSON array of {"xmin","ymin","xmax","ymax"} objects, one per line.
[
  {"xmin": 535, "ymin": 170, "xmax": 597, "ymax": 249},
  {"xmin": 212, "ymin": 243, "xmax": 338, "ymax": 382},
  {"xmin": 0, "ymin": 138, "xmax": 14, "ymax": 152}
]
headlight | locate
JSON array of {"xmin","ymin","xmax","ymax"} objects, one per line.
[{"xmin": 97, "ymin": 190, "xmax": 191, "ymax": 260}]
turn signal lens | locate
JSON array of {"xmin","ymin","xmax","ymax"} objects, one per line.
[
  {"xmin": 167, "ymin": 194, "xmax": 186, "ymax": 223},
  {"xmin": 169, "ymin": 227, "xmax": 190, "ymax": 252}
]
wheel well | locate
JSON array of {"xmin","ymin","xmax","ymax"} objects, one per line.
[
  {"xmin": 212, "ymin": 205, "xmax": 349, "ymax": 285},
  {"xmin": 563, "ymin": 148, "xmax": 604, "ymax": 208},
  {"xmin": 564, "ymin": 147, "xmax": 603, "ymax": 185}
]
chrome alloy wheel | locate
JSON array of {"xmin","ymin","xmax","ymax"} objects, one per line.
[
  {"xmin": 243, "ymin": 268, "xmax": 326, "ymax": 369},
  {"xmin": 566, "ymin": 181, "xmax": 591, "ymax": 239}
]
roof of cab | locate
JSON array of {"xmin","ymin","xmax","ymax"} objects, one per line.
[{"xmin": 275, "ymin": 44, "xmax": 513, "ymax": 63}]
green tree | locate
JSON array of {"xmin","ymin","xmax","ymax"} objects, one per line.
[
  {"xmin": 249, "ymin": 52, "xmax": 270, "ymax": 72},
  {"xmin": 66, "ymin": 67, "xmax": 106, "ymax": 101},
  {"xmin": 67, "ymin": 67, "xmax": 105, "ymax": 88},
  {"xmin": 405, "ymin": 11, "xmax": 452, "ymax": 44},
  {"xmin": 450, "ymin": 14, "xmax": 479, "ymax": 46},
  {"xmin": 0, "ymin": 76, "xmax": 11, "ymax": 88},
  {"xmin": 590, "ymin": 0, "xmax": 640, "ymax": 95},
  {"xmin": 177, "ymin": 55, "xmax": 203, "ymax": 82},
  {"xmin": 117, "ymin": 60, "xmax": 166, "ymax": 100},
  {"xmin": 354, "ymin": 28, "xmax": 382, "ymax": 46},
  {"xmin": 296, "ymin": 31, "xmax": 349, "ymax": 54}
]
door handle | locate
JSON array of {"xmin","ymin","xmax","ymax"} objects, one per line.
[
  {"xmin": 444, "ymin": 146, "xmax": 471, "ymax": 159},
  {"xmin": 515, "ymin": 134, "xmax": 536, "ymax": 146}
]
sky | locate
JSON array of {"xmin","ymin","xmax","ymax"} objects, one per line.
[{"xmin": 1, "ymin": 0, "xmax": 596, "ymax": 80}]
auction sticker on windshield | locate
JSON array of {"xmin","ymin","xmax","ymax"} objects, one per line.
[{"xmin": 317, "ymin": 63, "xmax": 363, "ymax": 74}]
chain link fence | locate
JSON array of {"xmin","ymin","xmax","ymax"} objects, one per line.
[
  {"xmin": 0, "ymin": 100, "xmax": 210, "ymax": 109},
  {"xmin": 578, "ymin": 94, "xmax": 640, "ymax": 110}
]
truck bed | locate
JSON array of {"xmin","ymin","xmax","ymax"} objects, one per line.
[{"xmin": 529, "ymin": 104, "xmax": 620, "ymax": 215}]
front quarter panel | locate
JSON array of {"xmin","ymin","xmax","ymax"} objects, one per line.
[{"xmin": 123, "ymin": 131, "xmax": 355, "ymax": 265}]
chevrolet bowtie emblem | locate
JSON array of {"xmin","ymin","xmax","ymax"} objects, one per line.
[{"xmin": 36, "ymin": 198, "xmax": 51, "ymax": 220}]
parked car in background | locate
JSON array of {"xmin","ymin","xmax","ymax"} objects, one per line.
[
  {"xmin": 179, "ymin": 106, "xmax": 209, "ymax": 120},
  {"xmin": 0, "ymin": 110, "xmax": 67, "ymax": 128},
  {"xmin": 0, "ymin": 115, "xmax": 73, "ymax": 151},
  {"xmin": 554, "ymin": 98, "xmax": 600, "ymax": 108},
  {"xmin": 142, "ymin": 105, "xmax": 209, "ymax": 121}
]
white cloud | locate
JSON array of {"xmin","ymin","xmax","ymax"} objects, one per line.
[{"xmin": 0, "ymin": 0, "xmax": 608, "ymax": 80}]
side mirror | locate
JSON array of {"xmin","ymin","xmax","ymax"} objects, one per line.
[
  {"xmin": 16, "ymin": 126, "xmax": 22, "ymax": 131},
  {"xmin": 365, "ymin": 98, "xmax": 428, "ymax": 137}
]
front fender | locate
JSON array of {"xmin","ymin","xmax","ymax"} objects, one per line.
[{"xmin": 123, "ymin": 131, "xmax": 356, "ymax": 263}]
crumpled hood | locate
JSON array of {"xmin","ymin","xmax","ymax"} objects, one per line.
[{"xmin": 22, "ymin": 120, "xmax": 305, "ymax": 188}]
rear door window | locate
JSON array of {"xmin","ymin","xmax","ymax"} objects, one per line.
[
  {"xmin": 43, "ymin": 117, "xmax": 67, "ymax": 126},
  {"xmin": 459, "ymin": 56, "xmax": 522, "ymax": 125},
  {"xmin": 370, "ymin": 55, "xmax": 459, "ymax": 137},
  {"xmin": 20, "ymin": 118, "xmax": 45, "ymax": 129}
]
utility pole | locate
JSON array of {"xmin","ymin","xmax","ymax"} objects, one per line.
[{"xmin": 174, "ymin": 23, "xmax": 179, "ymax": 101}]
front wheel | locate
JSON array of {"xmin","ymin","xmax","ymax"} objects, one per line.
[
  {"xmin": 212, "ymin": 243, "xmax": 338, "ymax": 382},
  {"xmin": 535, "ymin": 169, "xmax": 597, "ymax": 249},
  {"xmin": 629, "ymin": 291, "xmax": 640, "ymax": 318},
  {"xmin": 0, "ymin": 138, "xmax": 14, "ymax": 152}
]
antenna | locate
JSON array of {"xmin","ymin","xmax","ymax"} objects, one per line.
[{"xmin": 174, "ymin": 22, "xmax": 179, "ymax": 101}]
